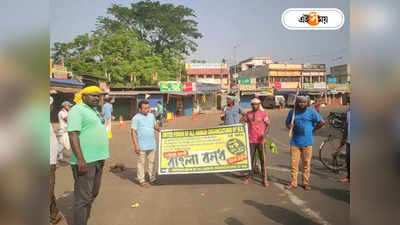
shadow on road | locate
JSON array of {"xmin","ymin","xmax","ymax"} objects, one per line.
[
  {"xmin": 56, "ymin": 191, "xmax": 73, "ymax": 225},
  {"xmin": 111, "ymin": 168, "xmax": 235, "ymax": 185},
  {"xmin": 160, "ymin": 173, "xmax": 235, "ymax": 185},
  {"xmin": 313, "ymin": 187, "xmax": 350, "ymax": 203},
  {"xmin": 225, "ymin": 217, "xmax": 245, "ymax": 225},
  {"xmin": 243, "ymin": 200, "xmax": 321, "ymax": 225}
]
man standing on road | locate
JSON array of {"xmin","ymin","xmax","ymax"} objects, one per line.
[
  {"xmin": 221, "ymin": 95, "xmax": 245, "ymax": 125},
  {"xmin": 50, "ymin": 96, "xmax": 66, "ymax": 225},
  {"xmin": 242, "ymin": 98, "xmax": 271, "ymax": 187},
  {"xmin": 102, "ymin": 97, "xmax": 113, "ymax": 135},
  {"xmin": 131, "ymin": 100, "xmax": 161, "ymax": 187},
  {"xmin": 57, "ymin": 101, "xmax": 73, "ymax": 162},
  {"xmin": 68, "ymin": 86, "xmax": 109, "ymax": 225},
  {"xmin": 285, "ymin": 96, "xmax": 325, "ymax": 191}
]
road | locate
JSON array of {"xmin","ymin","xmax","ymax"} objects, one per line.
[{"xmin": 54, "ymin": 106, "xmax": 349, "ymax": 225}]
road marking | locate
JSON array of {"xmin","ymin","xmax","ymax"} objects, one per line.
[{"xmin": 270, "ymin": 177, "xmax": 331, "ymax": 225}]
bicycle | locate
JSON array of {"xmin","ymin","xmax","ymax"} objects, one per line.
[{"xmin": 319, "ymin": 130, "xmax": 347, "ymax": 173}]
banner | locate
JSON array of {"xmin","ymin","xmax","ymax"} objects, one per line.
[
  {"xmin": 183, "ymin": 82, "xmax": 193, "ymax": 92},
  {"xmin": 237, "ymin": 77, "xmax": 251, "ymax": 84},
  {"xmin": 159, "ymin": 81, "xmax": 182, "ymax": 91},
  {"xmin": 158, "ymin": 124, "xmax": 251, "ymax": 175}
]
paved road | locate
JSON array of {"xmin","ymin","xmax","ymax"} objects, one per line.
[{"xmin": 54, "ymin": 106, "xmax": 349, "ymax": 225}]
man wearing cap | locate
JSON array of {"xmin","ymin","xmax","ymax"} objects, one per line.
[
  {"xmin": 57, "ymin": 101, "xmax": 73, "ymax": 162},
  {"xmin": 285, "ymin": 96, "xmax": 325, "ymax": 191},
  {"xmin": 242, "ymin": 98, "xmax": 271, "ymax": 187},
  {"xmin": 67, "ymin": 86, "xmax": 109, "ymax": 225},
  {"xmin": 221, "ymin": 95, "xmax": 244, "ymax": 125}
]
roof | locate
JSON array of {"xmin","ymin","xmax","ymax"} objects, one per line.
[
  {"xmin": 238, "ymin": 65, "xmax": 268, "ymax": 78},
  {"xmin": 239, "ymin": 57, "xmax": 269, "ymax": 65},
  {"xmin": 108, "ymin": 91, "xmax": 202, "ymax": 97},
  {"xmin": 50, "ymin": 78, "xmax": 85, "ymax": 86},
  {"xmin": 186, "ymin": 68, "xmax": 229, "ymax": 75},
  {"xmin": 79, "ymin": 74, "xmax": 107, "ymax": 81}
]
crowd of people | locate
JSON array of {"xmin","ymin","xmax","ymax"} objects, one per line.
[{"xmin": 49, "ymin": 86, "xmax": 350, "ymax": 225}]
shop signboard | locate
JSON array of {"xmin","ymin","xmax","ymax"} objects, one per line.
[{"xmin": 159, "ymin": 81, "xmax": 182, "ymax": 91}]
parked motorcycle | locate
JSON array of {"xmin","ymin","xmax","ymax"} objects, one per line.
[{"xmin": 327, "ymin": 112, "xmax": 346, "ymax": 129}]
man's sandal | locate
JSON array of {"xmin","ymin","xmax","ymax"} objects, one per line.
[
  {"xmin": 285, "ymin": 184, "xmax": 297, "ymax": 190},
  {"xmin": 139, "ymin": 182, "xmax": 149, "ymax": 188}
]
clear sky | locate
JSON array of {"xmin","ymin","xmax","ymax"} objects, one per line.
[{"xmin": 50, "ymin": 0, "xmax": 349, "ymax": 69}]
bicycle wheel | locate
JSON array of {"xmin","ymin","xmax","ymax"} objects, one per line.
[{"xmin": 319, "ymin": 135, "xmax": 347, "ymax": 171}]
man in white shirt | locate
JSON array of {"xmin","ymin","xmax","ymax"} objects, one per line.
[
  {"xmin": 50, "ymin": 96, "xmax": 66, "ymax": 224},
  {"xmin": 57, "ymin": 101, "xmax": 73, "ymax": 161}
]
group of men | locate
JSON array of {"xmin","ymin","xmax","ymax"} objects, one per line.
[
  {"xmin": 220, "ymin": 94, "xmax": 351, "ymax": 190},
  {"xmin": 49, "ymin": 85, "xmax": 350, "ymax": 225}
]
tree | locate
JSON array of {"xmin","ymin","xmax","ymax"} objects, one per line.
[
  {"xmin": 96, "ymin": 1, "xmax": 202, "ymax": 56},
  {"xmin": 51, "ymin": 1, "xmax": 201, "ymax": 85}
]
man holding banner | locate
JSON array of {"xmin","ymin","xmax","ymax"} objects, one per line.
[{"xmin": 242, "ymin": 98, "xmax": 271, "ymax": 187}]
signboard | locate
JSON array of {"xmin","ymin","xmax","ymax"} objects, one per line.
[
  {"xmin": 183, "ymin": 82, "xmax": 194, "ymax": 92},
  {"xmin": 303, "ymin": 83, "xmax": 314, "ymax": 89},
  {"xmin": 270, "ymin": 82, "xmax": 282, "ymax": 89},
  {"xmin": 327, "ymin": 78, "xmax": 337, "ymax": 83},
  {"xmin": 237, "ymin": 77, "xmax": 251, "ymax": 84},
  {"xmin": 281, "ymin": 82, "xmax": 300, "ymax": 89},
  {"xmin": 185, "ymin": 63, "xmax": 227, "ymax": 69},
  {"xmin": 159, "ymin": 81, "xmax": 182, "ymax": 91},
  {"xmin": 53, "ymin": 64, "xmax": 68, "ymax": 79},
  {"xmin": 238, "ymin": 84, "xmax": 257, "ymax": 91},
  {"xmin": 313, "ymin": 82, "xmax": 326, "ymax": 89},
  {"xmin": 197, "ymin": 78, "xmax": 221, "ymax": 84},
  {"xmin": 158, "ymin": 124, "xmax": 252, "ymax": 175}
]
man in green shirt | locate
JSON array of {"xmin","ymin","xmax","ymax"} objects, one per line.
[{"xmin": 67, "ymin": 86, "xmax": 108, "ymax": 225}]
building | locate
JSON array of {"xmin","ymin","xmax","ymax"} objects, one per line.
[
  {"xmin": 268, "ymin": 63, "xmax": 302, "ymax": 91},
  {"xmin": 185, "ymin": 63, "xmax": 230, "ymax": 89},
  {"xmin": 236, "ymin": 65, "xmax": 269, "ymax": 90},
  {"xmin": 230, "ymin": 56, "xmax": 273, "ymax": 74},
  {"xmin": 329, "ymin": 64, "xmax": 350, "ymax": 84}
]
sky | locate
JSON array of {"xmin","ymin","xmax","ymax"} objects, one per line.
[{"xmin": 50, "ymin": 0, "xmax": 349, "ymax": 69}]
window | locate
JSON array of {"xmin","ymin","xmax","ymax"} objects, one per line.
[
  {"xmin": 223, "ymin": 74, "xmax": 228, "ymax": 79},
  {"xmin": 198, "ymin": 75, "xmax": 204, "ymax": 79},
  {"xmin": 312, "ymin": 76, "xmax": 319, "ymax": 83},
  {"xmin": 207, "ymin": 75, "xmax": 212, "ymax": 78}
]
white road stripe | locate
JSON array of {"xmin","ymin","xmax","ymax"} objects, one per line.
[{"xmin": 271, "ymin": 177, "xmax": 331, "ymax": 225}]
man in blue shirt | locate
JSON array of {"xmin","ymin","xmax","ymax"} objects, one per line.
[
  {"xmin": 221, "ymin": 95, "xmax": 245, "ymax": 125},
  {"xmin": 285, "ymin": 96, "xmax": 325, "ymax": 191},
  {"xmin": 131, "ymin": 100, "xmax": 161, "ymax": 187},
  {"xmin": 102, "ymin": 97, "xmax": 113, "ymax": 133}
]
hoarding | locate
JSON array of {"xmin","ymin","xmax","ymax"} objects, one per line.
[{"xmin": 159, "ymin": 81, "xmax": 182, "ymax": 91}]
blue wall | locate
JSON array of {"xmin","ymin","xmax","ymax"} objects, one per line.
[{"xmin": 137, "ymin": 95, "xmax": 163, "ymax": 108}]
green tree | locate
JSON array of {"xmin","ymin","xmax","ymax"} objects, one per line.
[
  {"xmin": 96, "ymin": 1, "xmax": 202, "ymax": 55},
  {"xmin": 51, "ymin": 1, "xmax": 201, "ymax": 85}
]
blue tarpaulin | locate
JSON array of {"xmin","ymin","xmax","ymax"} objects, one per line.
[{"xmin": 50, "ymin": 78, "xmax": 85, "ymax": 86}]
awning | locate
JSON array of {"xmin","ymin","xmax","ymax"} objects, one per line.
[
  {"xmin": 50, "ymin": 86, "xmax": 83, "ymax": 94},
  {"xmin": 275, "ymin": 90, "xmax": 308, "ymax": 95}
]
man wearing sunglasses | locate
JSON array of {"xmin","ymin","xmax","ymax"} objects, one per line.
[
  {"xmin": 242, "ymin": 98, "xmax": 271, "ymax": 187},
  {"xmin": 67, "ymin": 86, "xmax": 108, "ymax": 225}
]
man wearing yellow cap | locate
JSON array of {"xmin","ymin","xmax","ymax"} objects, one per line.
[{"xmin": 67, "ymin": 86, "xmax": 108, "ymax": 225}]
